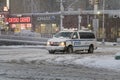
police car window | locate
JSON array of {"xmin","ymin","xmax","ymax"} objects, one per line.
[
  {"xmin": 79, "ymin": 32, "xmax": 95, "ymax": 39},
  {"xmin": 54, "ymin": 32, "xmax": 72, "ymax": 38},
  {"xmin": 89, "ymin": 33, "xmax": 95, "ymax": 39},
  {"xmin": 72, "ymin": 32, "xmax": 78, "ymax": 39},
  {"xmin": 79, "ymin": 32, "xmax": 85, "ymax": 39}
]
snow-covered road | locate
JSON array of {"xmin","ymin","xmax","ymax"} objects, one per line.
[{"xmin": 0, "ymin": 44, "xmax": 120, "ymax": 72}]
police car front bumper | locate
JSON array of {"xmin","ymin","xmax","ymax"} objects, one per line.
[{"xmin": 46, "ymin": 46, "xmax": 66, "ymax": 51}]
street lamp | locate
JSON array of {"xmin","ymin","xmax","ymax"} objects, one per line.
[{"xmin": 97, "ymin": 11, "xmax": 101, "ymax": 15}]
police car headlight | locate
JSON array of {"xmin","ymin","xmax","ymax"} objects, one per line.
[
  {"xmin": 47, "ymin": 41, "xmax": 50, "ymax": 46},
  {"xmin": 59, "ymin": 42, "xmax": 66, "ymax": 47}
]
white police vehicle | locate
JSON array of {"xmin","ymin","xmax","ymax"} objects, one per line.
[{"xmin": 46, "ymin": 29, "xmax": 97, "ymax": 54}]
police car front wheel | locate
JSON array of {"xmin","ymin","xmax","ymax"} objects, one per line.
[
  {"xmin": 88, "ymin": 45, "xmax": 94, "ymax": 53},
  {"xmin": 66, "ymin": 46, "xmax": 73, "ymax": 53},
  {"xmin": 49, "ymin": 50, "xmax": 55, "ymax": 54}
]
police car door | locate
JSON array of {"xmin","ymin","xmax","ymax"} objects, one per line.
[
  {"xmin": 72, "ymin": 32, "xmax": 81, "ymax": 51},
  {"xmin": 79, "ymin": 32, "xmax": 89, "ymax": 50}
]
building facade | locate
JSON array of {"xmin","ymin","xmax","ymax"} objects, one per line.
[
  {"xmin": 0, "ymin": 0, "xmax": 6, "ymax": 11},
  {"xmin": 1, "ymin": 0, "xmax": 120, "ymax": 41},
  {"xmin": 0, "ymin": 0, "xmax": 9, "ymax": 34}
]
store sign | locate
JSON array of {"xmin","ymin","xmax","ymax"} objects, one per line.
[
  {"xmin": 37, "ymin": 16, "xmax": 55, "ymax": 21},
  {"xmin": 20, "ymin": 17, "xmax": 31, "ymax": 22},
  {"xmin": 8, "ymin": 17, "xmax": 31, "ymax": 23}
]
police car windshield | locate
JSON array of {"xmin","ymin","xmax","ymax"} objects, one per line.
[{"xmin": 54, "ymin": 32, "xmax": 72, "ymax": 38}]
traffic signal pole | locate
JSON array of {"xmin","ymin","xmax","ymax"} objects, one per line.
[
  {"xmin": 102, "ymin": 0, "xmax": 105, "ymax": 44},
  {"xmin": 60, "ymin": 0, "xmax": 64, "ymax": 31}
]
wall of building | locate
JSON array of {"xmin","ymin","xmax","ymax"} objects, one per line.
[
  {"xmin": 7, "ymin": 0, "xmax": 120, "ymax": 41},
  {"xmin": 8, "ymin": 0, "xmax": 120, "ymax": 14},
  {"xmin": 9, "ymin": 0, "xmax": 59, "ymax": 14},
  {"xmin": 0, "ymin": 0, "xmax": 6, "ymax": 11}
]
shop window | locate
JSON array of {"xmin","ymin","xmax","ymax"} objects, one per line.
[
  {"xmin": 52, "ymin": 23, "xmax": 57, "ymax": 33},
  {"xmin": 26, "ymin": 23, "xmax": 32, "ymax": 30},
  {"xmin": 111, "ymin": 28, "xmax": 115, "ymax": 38},
  {"xmin": 46, "ymin": 24, "xmax": 52, "ymax": 34},
  {"xmin": 11, "ymin": 24, "xmax": 16, "ymax": 28},
  {"xmin": 14, "ymin": 24, "xmax": 21, "ymax": 33},
  {"xmin": 11, "ymin": 23, "xmax": 32, "ymax": 33},
  {"xmin": 35, "ymin": 25, "xmax": 41, "ymax": 33},
  {"xmin": 98, "ymin": 27, "xmax": 102, "ymax": 38},
  {"xmin": 35, "ymin": 23, "xmax": 58, "ymax": 34},
  {"xmin": 21, "ymin": 24, "xmax": 26, "ymax": 30},
  {"xmin": 41, "ymin": 24, "xmax": 46, "ymax": 33},
  {"xmin": 118, "ymin": 32, "xmax": 120, "ymax": 37},
  {"xmin": 118, "ymin": 28, "xmax": 120, "ymax": 37}
]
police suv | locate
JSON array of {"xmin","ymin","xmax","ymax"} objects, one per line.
[{"xmin": 46, "ymin": 29, "xmax": 97, "ymax": 54}]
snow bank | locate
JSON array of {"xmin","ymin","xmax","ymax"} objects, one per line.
[{"xmin": 73, "ymin": 55, "xmax": 120, "ymax": 71}]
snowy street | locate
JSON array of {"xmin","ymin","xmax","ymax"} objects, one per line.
[
  {"xmin": 0, "ymin": 44, "xmax": 120, "ymax": 80},
  {"xmin": 1, "ymin": 0, "xmax": 120, "ymax": 79},
  {"xmin": 0, "ymin": 44, "xmax": 120, "ymax": 71},
  {"xmin": 0, "ymin": 62, "xmax": 120, "ymax": 80}
]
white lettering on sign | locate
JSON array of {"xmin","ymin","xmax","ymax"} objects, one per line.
[
  {"xmin": 37, "ymin": 16, "xmax": 50, "ymax": 21},
  {"xmin": 37, "ymin": 16, "xmax": 55, "ymax": 21}
]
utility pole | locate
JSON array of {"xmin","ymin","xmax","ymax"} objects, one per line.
[
  {"xmin": 93, "ymin": 0, "xmax": 99, "ymax": 38},
  {"xmin": 78, "ymin": 8, "xmax": 82, "ymax": 30},
  {"xmin": 94, "ymin": 0, "xmax": 98, "ymax": 17},
  {"xmin": 60, "ymin": 0, "xmax": 64, "ymax": 31},
  {"xmin": 102, "ymin": 0, "xmax": 105, "ymax": 44}
]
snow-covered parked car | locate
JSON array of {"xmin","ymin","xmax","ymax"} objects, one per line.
[{"xmin": 46, "ymin": 29, "xmax": 97, "ymax": 54}]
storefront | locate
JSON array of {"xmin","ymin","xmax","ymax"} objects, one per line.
[
  {"xmin": 0, "ymin": 11, "xmax": 9, "ymax": 34},
  {"xmin": 32, "ymin": 15, "xmax": 59, "ymax": 34},
  {"xmin": 6, "ymin": 13, "xmax": 120, "ymax": 41},
  {"xmin": 7, "ymin": 16, "xmax": 32, "ymax": 33}
]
